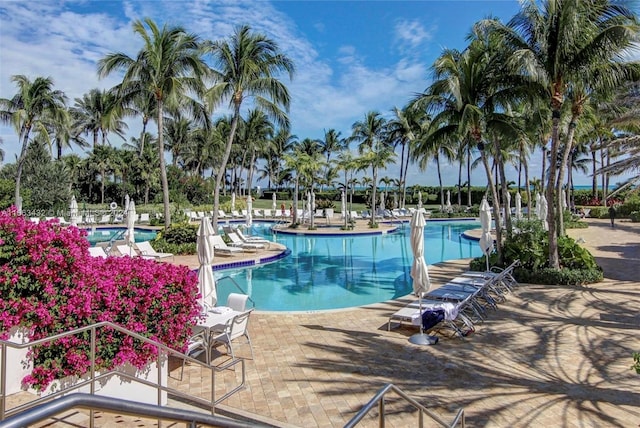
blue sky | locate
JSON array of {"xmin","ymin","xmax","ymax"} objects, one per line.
[{"xmin": 0, "ymin": 0, "xmax": 633, "ymax": 187}]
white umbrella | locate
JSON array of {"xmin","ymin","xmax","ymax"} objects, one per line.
[
  {"xmin": 417, "ymin": 191, "xmax": 423, "ymax": 208},
  {"xmin": 479, "ymin": 197, "xmax": 494, "ymax": 271},
  {"xmin": 408, "ymin": 210, "xmax": 435, "ymax": 345},
  {"xmin": 124, "ymin": 199, "xmax": 136, "ymax": 256},
  {"xmin": 446, "ymin": 190, "xmax": 452, "ymax": 213},
  {"xmin": 197, "ymin": 217, "xmax": 216, "ymax": 311},
  {"xmin": 561, "ymin": 189, "xmax": 568, "ymax": 210},
  {"xmin": 379, "ymin": 192, "xmax": 385, "ymax": 215},
  {"xmin": 539, "ymin": 195, "xmax": 549, "ymax": 231},
  {"xmin": 69, "ymin": 195, "xmax": 79, "ymax": 227},
  {"xmin": 506, "ymin": 192, "xmax": 511, "ymax": 220},
  {"xmin": 124, "ymin": 194, "xmax": 130, "ymax": 216},
  {"xmin": 231, "ymin": 192, "xmax": 236, "ymax": 212},
  {"xmin": 341, "ymin": 190, "xmax": 347, "ymax": 225},
  {"xmin": 307, "ymin": 192, "xmax": 312, "ymax": 220},
  {"xmin": 272, "ymin": 192, "xmax": 277, "ymax": 213},
  {"xmin": 515, "ymin": 192, "xmax": 522, "ymax": 220},
  {"xmin": 311, "ymin": 191, "xmax": 316, "ymax": 211},
  {"xmin": 393, "ymin": 193, "xmax": 398, "ymax": 209},
  {"xmin": 246, "ymin": 196, "xmax": 253, "ymax": 227},
  {"xmin": 534, "ymin": 193, "xmax": 541, "ymax": 218}
]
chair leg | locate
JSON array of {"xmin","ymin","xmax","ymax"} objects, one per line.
[{"xmin": 245, "ymin": 333, "xmax": 254, "ymax": 360}]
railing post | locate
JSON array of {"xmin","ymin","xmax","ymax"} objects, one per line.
[
  {"xmin": 90, "ymin": 325, "xmax": 96, "ymax": 428},
  {"xmin": 1, "ymin": 342, "xmax": 6, "ymax": 420},
  {"xmin": 378, "ymin": 396, "xmax": 385, "ymax": 428}
]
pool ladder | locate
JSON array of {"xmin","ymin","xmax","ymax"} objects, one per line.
[{"xmin": 105, "ymin": 229, "xmax": 127, "ymax": 255}]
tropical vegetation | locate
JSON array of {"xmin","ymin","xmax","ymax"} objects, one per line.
[{"xmin": 0, "ymin": 1, "xmax": 638, "ymax": 269}]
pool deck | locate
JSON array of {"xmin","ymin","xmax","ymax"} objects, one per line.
[
  {"xmin": 9, "ymin": 218, "xmax": 640, "ymax": 427},
  {"xmin": 175, "ymin": 217, "xmax": 640, "ymax": 427}
]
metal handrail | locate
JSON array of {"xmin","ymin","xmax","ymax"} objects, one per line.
[
  {"xmin": 0, "ymin": 321, "xmax": 247, "ymax": 424},
  {"xmin": 344, "ymin": 383, "xmax": 465, "ymax": 428},
  {"xmin": 0, "ymin": 393, "xmax": 269, "ymax": 428},
  {"xmin": 105, "ymin": 228, "xmax": 127, "ymax": 254},
  {"xmin": 216, "ymin": 276, "xmax": 256, "ymax": 308}
]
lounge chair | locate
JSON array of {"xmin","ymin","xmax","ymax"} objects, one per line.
[
  {"xmin": 350, "ymin": 211, "xmax": 361, "ymax": 220},
  {"xmin": 225, "ymin": 231, "xmax": 265, "ymax": 251},
  {"xmin": 116, "ymin": 244, "xmax": 141, "ymax": 258},
  {"xmin": 253, "ymin": 209, "xmax": 263, "ymax": 218},
  {"xmin": 209, "ymin": 309, "xmax": 254, "ymax": 360},
  {"xmin": 139, "ymin": 213, "xmax": 150, "ymax": 223},
  {"xmin": 231, "ymin": 210, "xmax": 242, "ymax": 218},
  {"xmin": 325, "ymin": 208, "xmax": 334, "ymax": 224},
  {"xmin": 135, "ymin": 241, "xmax": 174, "ymax": 261},
  {"xmin": 218, "ymin": 210, "xmax": 228, "ymax": 219},
  {"xmin": 263, "ymin": 209, "xmax": 272, "ymax": 218},
  {"xmin": 234, "ymin": 228, "xmax": 271, "ymax": 248},
  {"xmin": 88, "ymin": 246, "xmax": 108, "ymax": 258},
  {"xmin": 210, "ymin": 234, "xmax": 243, "ymax": 255},
  {"xmin": 98, "ymin": 214, "xmax": 111, "ymax": 224},
  {"xmin": 388, "ymin": 297, "xmax": 476, "ymax": 338}
]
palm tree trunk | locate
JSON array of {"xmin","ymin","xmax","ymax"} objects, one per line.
[
  {"xmin": 497, "ymin": 143, "xmax": 512, "ymax": 236},
  {"xmin": 14, "ymin": 125, "xmax": 32, "ymax": 210},
  {"xmin": 480, "ymin": 149, "xmax": 503, "ymax": 260},
  {"xmin": 213, "ymin": 105, "xmax": 241, "ymax": 231},
  {"xmin": 436, "ymin": 155, "xmax": 444, "ymax": 212},
  {"xmin": 547, "ymin": 113, "xmax": 560, "ymax": 270},
  {"xmin": 467, "ymin": 145, "xmax": 472, "ymax": 207},
  {"xmin": 556, "ymin": 118, "xmax": 578, "ymax": 237},
  {"xmin": 523, "ymin": 156, "xmax": 532, "ymax": 221},
  {"xmin": 157, "ymin": 101, "xmax": 171, "ymax": 229},
  {"xmin": 370, "ymin": 166, "xmax": 378, "ymax": 227},
  {"xmin": 591, "ymin": 142, "xmax": 598, "ymax": 198},
  {"xmin": 457, "ymin": 160, "xmax": 462, "ymax": 206},
  {"xmin": 139, "ymin": 116, "xmax": 148, "ymax": 156}
]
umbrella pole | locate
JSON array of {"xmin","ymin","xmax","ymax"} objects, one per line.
[
  {"xmin": 486, "ymin": 254, "xmax": 490, "ymax": 272},
  {"xmin": 409, "ymin": 295, "xmax": 438, "ymax": 346}
]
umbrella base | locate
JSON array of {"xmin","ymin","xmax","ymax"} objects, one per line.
[{"xmin": 409, "ymin": 333, "xmax": 438, "ymax": 346}]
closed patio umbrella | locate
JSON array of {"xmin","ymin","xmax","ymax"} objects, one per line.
[
  {"xmin": 124, "ymin": 194, "xmax": 130, "ymax": 216},
  {"xmin": 69, "ymin": 195, "xmax": 79, "ymax": 227},
  {"xmin": 379, "ymin": 192, "xmax": 385, "ymax": 216},
  {"xmin": 124, "ymin": 199, "xmax": 136, "ymax": 256},
  {"xmin": 539, "ymin": 195, "xmax": 548, "ymax": 231},
  {"xmin": 341, "ymin": 190, "xmax": 347, "ymax": 227},
  {"xmin": 561, "ymin": 188, "xmax": 568, "ymax": 210},
  {"xmin": 534, "ymin": 193, "xmax": 541, "ymax": 218},
  {"xmin": 506, "ymin": 192, "xmax": 511, "ymax": 219},
  {"xmin": 231, "ymin": 192, "xmax": 236, "ymax": 212},
  {"xmin": 446, "ymin": 190, "xmax": 452, "ymax": 213},
  {"xmin": 417, "ymin": 191, "xmax": 423, "ymax": 209},
  {"xmin": 409, "ymin": 210, "xmax": 436, "ymax": 345},
  {"xmin": 272, "ymin": 192, "xmax": 277, "ymax": 214},
  {"xmin": 479, "ymin": 197, "xmax": 494, "ymax": 271},
  {"xmin": 246, "ymin": 196, "xmax": 253, "ymax": 228},
  {"xmin": 197, "ymin": 217, "xmax": 216, "ymax": 310},
  {"xmin": 515, "ymin": 192, "xmax": 522, "ymax": 220}
]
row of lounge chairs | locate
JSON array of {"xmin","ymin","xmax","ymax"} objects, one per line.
[
  {"xmin": 89, "ymin": 241, "xmax": 174, "ymax": 261},
  {"xmin": 29, "ymin": 213, "xmax": 152, "ymax": 225},
  {"xmin": 185, "ymin": 208, "xmax": 432, "ymax": 222},
  {"xmin": 388, "ymin": 261, "xmax": 520, "ymax": 339}
]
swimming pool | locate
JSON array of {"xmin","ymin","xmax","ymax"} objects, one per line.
[
  {"xmin": 214, "ymin": 221, "xmax": 483, "ymax": 312},
  {"xmin": 83, "ymin": 227, "xmax": 157, "ymax": 245}
]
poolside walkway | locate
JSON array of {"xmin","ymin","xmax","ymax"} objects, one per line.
[{"xmin": 173, "ymin": 217, "xmax": 640, "ymax": 427}]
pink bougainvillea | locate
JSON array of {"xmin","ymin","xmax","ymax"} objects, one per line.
[{"xmin": 0, "ymin": 207, "xmax": 201, "ymax": 390}]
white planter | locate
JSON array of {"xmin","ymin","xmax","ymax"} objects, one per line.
[
  {"xmin": 2, "ymin": 328, "xmax": 31, "ymax": 396},
  {"xmin": 3, "ymin": 330, "xmax": 168, "ymax": 405}
]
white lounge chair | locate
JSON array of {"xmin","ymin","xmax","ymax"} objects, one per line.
[
  {"xmin": 234, "ymin": 228, "xmax": 271, "ymax": 247},
  {"xmin": 225, "ymin": 231, "xmax": 264, "ymax": 251},
  {"xmin": 253, "ymin": 209, "xmax": 263, "ymax": 218},
  {"xmin": 98, "ymin": 214, "xmax": 111, "ymax": 224},
  {"xmin": 263, "ymin": 209, "xmax": 272, "ymax": 218},
  {"xmin": 88, "ymin": 247, "xmax": 108, "ymax": 258},
  {"xmin": 135, "ymin": 241, "xmax": 174, "ymax": 261},
  {"xmin": 218, "ymin": 210, "xmax": 228, "ymax": 219},
  {"xmin": 116, "ymin": 244, "xmax": 141, "ymax": 258},
  {"xmin": 139, "ymin": 213, "xmax": 150, "ymax": 223},
  {"xmin": 210, "ymin": 234, "xmax": 243, "ymax": 255}
]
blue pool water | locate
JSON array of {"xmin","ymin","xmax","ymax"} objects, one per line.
[
  {"xmin": 214, "ymin": 221, "xmax": 483, "ymax": 312},
  {"xmin": 83, "ymin": 227, "xmax": 157, "ymax": 245}
]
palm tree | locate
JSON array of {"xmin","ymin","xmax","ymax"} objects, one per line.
[
  {"xmin": 485, "ymin": 0, "xmax": 640, "ymax": 267},
  {"xmin": 98, "ymin": 18, "xmax": 210, "ymax": 229},
  {"xmin": 204, "ymin": 24, "xmax": 294, "ymax": 230},
  {"xmin": 351, "ymin": 111, "xmax": 395, "ymax": 227},
  {"xmin": 241, "ymin": 109, "xmax": 274, "ymax": 196},
  {"xmin": 320, "ymin": 129, "xmax": 345, "ymax": 189},
  {"xmin": 0, "ymin": 75, "xmax": 67, "ymax": 210},
  {"xmin": 70, "ymin": 88, "xmax": 127, "ymax": 150}
]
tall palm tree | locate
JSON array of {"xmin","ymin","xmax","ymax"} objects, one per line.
[
  {"xmin": 98, "ymin": 18, "xmax": 209, "ymax": 229},
  {"xmin": 351, "ymin": 111, "xmax": 395, "ymax": 227},
  {"xmin": 486, "ymin": 0, "xmax": 640, "ymax": 267},
  {"xmin": 241, "ymin": 109, "xmax": 274, "ymax": 195},
  {"xmin": 0, "ymin": 75, "xmax": 67, "ymax": 210},
  {"xmin": 70, "ymin": 88, "xmax": 127, "ymax": 150},
  {"xmin": 204, "ymin": 24, "xmax": 294, "ymax": 230},
  {"xmin": 320, "ymin": 129, "xmax": 345, "ymax": 189}
]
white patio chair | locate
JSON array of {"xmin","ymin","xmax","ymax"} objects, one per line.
[
  {"xmin": 226, "ymin": 293, "xmax": 250, "ymax": 312},
  {"xmin": 209, "ymin": 309, "xmax": 254, "ymax": 360}
]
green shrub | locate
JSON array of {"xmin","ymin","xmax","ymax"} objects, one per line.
[
  {"xmin": 156, "ymin": 224, "xmax": 197, "ymax": 245},
  {"xmin": 471, "ymin": 219, "xmax": 602, "ymax": 285},
  {"xmin": 618, "ymin": 195, "xmax": 640, "ymax": 216},
  {"xmin": 630, "ymin": 211, "xmax": 640, "ymax": 222},
  {"xmin": 587, "ymin": 206, "xmax": 609, "ymax": 219},
  {"xmin": 151, "ymin": 241, "xmax": 196, "ymax": 255}
]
